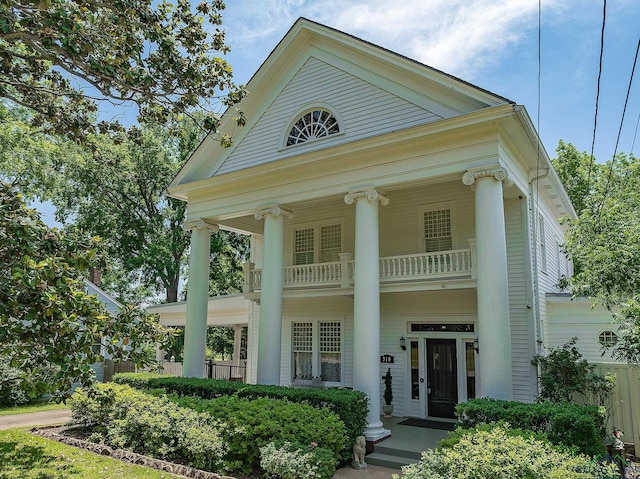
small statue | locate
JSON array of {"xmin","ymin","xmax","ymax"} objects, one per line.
[{"xmin": 352, "ymin": 435, "xmax": 367, "ymax": 469}]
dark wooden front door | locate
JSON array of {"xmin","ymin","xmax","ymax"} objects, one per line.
[{"xmin": 426, "ymin": 339, "xmax": 458, "ymax": 418}]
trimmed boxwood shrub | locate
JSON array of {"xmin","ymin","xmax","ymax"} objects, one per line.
[
  {"xmin": 172, "ymin": 394, "xmax": 348, "ymax": 474},
  {"xmin": 114, "ymin": 373, "xmax": 367, "ymax": 463},
  {"xmin": 456, "ymin": 398, "xmax": 606, "ymax": 456}
]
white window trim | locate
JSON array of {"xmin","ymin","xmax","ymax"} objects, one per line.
[
  {"xmin": 291, "ymin": 320, "xmax": 343, "ymax": 387},
  {"xmin": 597, "ymin": 329, "xmax": 619, "ymax": 347},
  {"xmin": 417, "ymin": 201, "xmax": 456, "ymax": 253},
  {"xmin": 291, "ymin": 218, "xmax": 345, "ymax": 265}
]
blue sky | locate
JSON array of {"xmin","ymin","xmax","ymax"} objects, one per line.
[
  {"xmin": 35, "ymin": 0, "xmax": 640, "ymax": 224},
  {"xmin": 219, "ymin": 0, "xmax": 640, "ymax": 162}
]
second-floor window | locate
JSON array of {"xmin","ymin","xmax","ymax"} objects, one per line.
[
  {"xmin": 420, "ymin": 203, "xmax": 454, "ymax": 252},
  {"xmin": 293, "ymin": 221, "xmax": 342, "ymax": 265}
]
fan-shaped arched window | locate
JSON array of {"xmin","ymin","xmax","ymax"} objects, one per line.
[{"xmin": 286, "ymin": 109, "xmax": 340, "ymax": 146}]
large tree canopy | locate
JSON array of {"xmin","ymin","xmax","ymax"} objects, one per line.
[
  {"xmin": 0, "ymin": 0, "xmax": 246, "ymax": 140},
  {"xmin": 553, "ymin": 142, "xmax": 640, "ymax": 363},
  {"xmin": 0, "ymin": 182, "xmax": 173, "ymax": 399},
  {"xmin": 0, "ymin": 104, "xmax": 249, "ymax": 303}
]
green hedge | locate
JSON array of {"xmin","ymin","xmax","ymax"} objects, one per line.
[
  {"xmin": 172, "ymin": 394, "xmax": 347, "ymax": 474},
  {"xmin": 113, "ymin": 373, "xmax": 368, "ymax": 463},
  {"xmin": 456, "ymin": 398, "xmax": 606, "ymax": 456}
]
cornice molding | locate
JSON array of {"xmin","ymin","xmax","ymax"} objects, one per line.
[
  {"xmin": 183, "ymin": 219, "xmax": 219, "ymax": 232},
  {"xmin": 344, "ymin": 187, "xmax": 390, "ymax": 206},
  {"xmin": 462, "ymin": 165, "xmax": 508, "ymax": 186},
  {"xmin": 254, "ymin": 205, "xmax": 294, "ymax": 221}
]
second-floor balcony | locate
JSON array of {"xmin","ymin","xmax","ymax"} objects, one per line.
[{"xmin": 243, "ymin": 242, "xmax": 476, "ymax": 294}]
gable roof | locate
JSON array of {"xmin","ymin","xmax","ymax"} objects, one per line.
[{"xmin": 169, "ymin": 18, "xmax": 514, "ymax": 192}]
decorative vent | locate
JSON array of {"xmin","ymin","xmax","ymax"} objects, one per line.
[
  {"xmin": 598, "ymin": 330, "xmax": 618, "ymax": 347},
  {"xmin": 287, "ymin": 109, "xmax": 339, "ymax": 146}
]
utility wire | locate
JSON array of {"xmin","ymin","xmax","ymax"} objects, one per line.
[
  {"xmin": 586, "ymin": 0, "xmax": 607, "ymax": 191},
  {"xmin": 604, "ymin": 38, "xmax": 639, "ymax": 187},
  {"xmin": 632, "ymin": 110, "xmax": 640, "ymax": 156}
]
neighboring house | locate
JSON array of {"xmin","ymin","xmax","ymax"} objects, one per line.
[
  {"xmin": 546, "ymin": 295, "xmax": 640, "ymax": 455},
  {"xmin": 84, "ymin": 273, "xmax": 123, "ymax": 382},
  {"xmin": 165, "ymin": 18, "xmax": 584, "ymax": 442}
]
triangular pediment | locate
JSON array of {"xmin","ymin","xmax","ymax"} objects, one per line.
[{"xmin": 170, "ymin": 18, "xmax": 512, "ymax": 189}]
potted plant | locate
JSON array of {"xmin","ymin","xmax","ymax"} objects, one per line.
[{"xmin": 382, "ymin": 368, "xmax": 393, "ymax": 417}]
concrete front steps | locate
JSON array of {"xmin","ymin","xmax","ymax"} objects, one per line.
[{"xmin": 366, "ymin": 444, "xmax": 421, "ymax": 470}]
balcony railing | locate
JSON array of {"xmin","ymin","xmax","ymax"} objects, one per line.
[{"xmin": 244, "ymin": 242, "xmax": 476, "ymax": 293}]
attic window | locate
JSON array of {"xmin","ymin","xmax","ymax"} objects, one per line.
[{"xmin": 287, "ymin": 109, "xmax": 340, "ymax": 146}]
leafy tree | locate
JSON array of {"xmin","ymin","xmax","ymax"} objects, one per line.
[
  {"xmin": 552, "ymin": 140, "xmax": 597, "ymax": 216},
  {"xmin": 0, "ymin": 182, "xmax": 173, "ymax": 399},
  {"xmin": 0, "ymin": 0, "xmax": 246, "ymax": 141},
  {"xmin": 0, "ymin": 106, "xmax": 249, "ymax": 303},
  {"xmin": 553, "ymin": 142, "xmax": 640, "ymax": 364},
  {"xmin": 206, "ymin": 326, "xmax": 234, "ymax": 360}
]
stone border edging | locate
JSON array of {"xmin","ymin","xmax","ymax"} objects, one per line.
[{"xmin": 31, "ymin": 426, "xmax": 237, "ymax": 479}]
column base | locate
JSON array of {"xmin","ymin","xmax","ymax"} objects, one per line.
[{"xmin": 364, "ymin": 420, "xmax": 391, "ymax": 442}]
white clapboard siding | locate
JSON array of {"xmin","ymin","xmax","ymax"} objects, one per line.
[
  {"xmin": 279, "ymin": 180, "xmax": 476, "ymax": 268},
  {"xmin": 216, "ymin": 57, "xmax": 442, "ymax": 176},
  {"xmin": 505, "ymin": 199, "xmax": 538, "ymax": 402},
  {"xmin": 246, "ymin": 301, "xmax": 260, "ymax": 385}
]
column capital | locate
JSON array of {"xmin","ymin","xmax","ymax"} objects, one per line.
[
  {"xmin": 254, "ymin": 205, "xmax": 293, "ymax": 221},
  {"xmin": 183, "ymin": 218, "xmax": 219, "ymax": 232},
  {"xmin": 462, "ymin": 165, "xmax": 508, "ymax": 186},
  {"xmin": 344, "ymin": 187, "xmax": 390, "ymax": 206}
]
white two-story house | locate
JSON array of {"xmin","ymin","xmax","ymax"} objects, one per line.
[{"xmin": 165, "ymin": 18, "xmax": 576, "ymax": 442}]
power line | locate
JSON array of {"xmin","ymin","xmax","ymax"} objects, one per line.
[
  {"xmin": 586, "ymin": 0, "xmax": 607, "ymax": 191},
  {"xmin": 632, "ymin": 110, "xmax": 640, "ymax": 156},
  {"xmin": 604, "ymin": 37, "xmax": 639, "ymax": 189}
]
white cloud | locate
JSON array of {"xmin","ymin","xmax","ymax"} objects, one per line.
[{"xmin": 224, "ymin": 0, "xmax": 570, "ymax": 79}]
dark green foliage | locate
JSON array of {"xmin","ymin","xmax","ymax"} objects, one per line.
[
  {"xmin": 383, "ymin": 368, "xmax": 393, "ymax": 405},
  {"xmin": 531, "ymin": 337, "xmax": 615, "ymax": 404},
  {"xmin": 456, "ymin": 398, "xmax": 606, "ymax": 456},
  {"xmin": 113, "ymin": 373, "xmax": 368, "ymax": 464},
  {"xmin": 172, "ymin": 394, "xmax": 348, "ymax": 474},
  {"xmin": 0, "ymin": 184, "xmax": 172, "ymax": 400}
]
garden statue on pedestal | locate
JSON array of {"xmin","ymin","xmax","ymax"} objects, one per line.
[{"xmin": 351, "ymin": 436, "xmax": 367, "ymax": 469}]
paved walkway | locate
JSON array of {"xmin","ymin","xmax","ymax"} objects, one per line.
[
  {"xmin": 334, "ymin": 464, "xmax": 398, "ymax": 478},
  {"xmin": 0, "ymin": 410, "xmax": 400, "ymax": 478},
  {"xmin": 0, "ymin": 409, "xmax": 72, "ymax": 430}
]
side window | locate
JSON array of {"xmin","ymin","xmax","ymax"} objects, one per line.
[{"xmin": 292, "ymin": 321, "xmax": 342, "ymax": 384}]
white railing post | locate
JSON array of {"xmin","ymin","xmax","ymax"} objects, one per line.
[
  {"xmin": 468, "ymin": 239, "xmax": 477, "ymax": 279},
  {"xmin": 339, "ymin": 253, "xmax": 353, "ymax": 288},
  {"xmin": 243, "ymin": 262, "xmax": 255, "ymax": 293}
]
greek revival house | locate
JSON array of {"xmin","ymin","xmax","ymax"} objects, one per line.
[{"xmin": 164, "ymin": 18, "xmax": 576, "ymax": 441}]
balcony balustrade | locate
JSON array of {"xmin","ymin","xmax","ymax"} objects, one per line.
[{"xmin": 243, "ymin": 241, "xmax": 476, "ymax": 293}]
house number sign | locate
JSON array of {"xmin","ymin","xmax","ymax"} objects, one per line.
[{"xmin": 380, "ymin": 354, "xmax": 394, "ymax": 364}]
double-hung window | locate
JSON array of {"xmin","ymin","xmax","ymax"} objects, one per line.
[
  {"xmin": 419, "ymin": 203, "xmax": 454, "ymax": 252},
  {"xmin": 293, "ymin": 220, "xmax": 343, "ymax": 265},
  {"xmin": 292, "ymin": 321, "xmax": 342, "ymax": 383}
]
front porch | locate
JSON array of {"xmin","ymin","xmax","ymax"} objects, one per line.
[{"xmin": 365, "ymin": 416, "xmax": 452, "ymax": 470}]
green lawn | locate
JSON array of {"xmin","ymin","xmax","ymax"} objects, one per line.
[
  {"xmin": 0, "ymin": 402, "xmax": 69, "ymax": 416},
  {"xmin": 0, "ymin": 429, "xmax": 182, "ymax": 479}
]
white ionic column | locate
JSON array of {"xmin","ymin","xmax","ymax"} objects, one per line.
[
  {"xmin": 183, "ymin": 219, "xmax": 218, "ymax": 378},
  {"xmin": 254, "ymin": 205, "xmax": 292, "ymax": 385},
  {"xmin": 462, "ymin": 166, "xmax": 513, "ymax": 400},
  {"xmin": 345, "ymin": 188, "xmax": 390, "ymax": 442}
]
